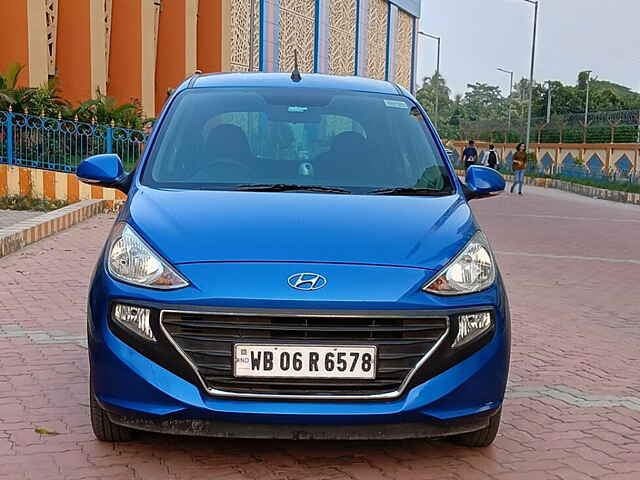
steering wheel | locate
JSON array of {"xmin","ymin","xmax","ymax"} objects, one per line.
[{"xmin": 205, "ymin": 157, "xmax": 251, "ymax": 178}]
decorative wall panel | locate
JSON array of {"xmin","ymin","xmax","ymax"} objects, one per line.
[
  {"xmin": 45, "ymin": 0, "xmax": 58, "ymax": 75},
  {"xmin": 230, "ymin": 0, "xmax": 261, "ymax": 71},
  {"xmin": 279, "ymin": 0, "xmax": 315, "ymax": 73},
  {"xmin": 366, "ymin": 0, "xmax": 387, "ymax": 80},
  {"xmin": 328, "ymin": 0, "xmax": 356, "ymax": 76},
  {"xmin": 394, "ymin": 9, "xmax": 413, "ymax": 89}
]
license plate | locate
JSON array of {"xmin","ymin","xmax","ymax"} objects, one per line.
[{"xmin": 233, "ymin": 344, "xmax": 377, "ymax": 379}]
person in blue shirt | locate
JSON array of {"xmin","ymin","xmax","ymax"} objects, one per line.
[{"xmin": 462, "ymin": 140, "xmax": 478, "ymax": 170}]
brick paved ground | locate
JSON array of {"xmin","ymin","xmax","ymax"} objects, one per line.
[
  {"xmin": 1, "ymin": 186, "xmax": 639, "ymax": 480},
  {"xmin": 0, "ymin": 210, "xmax": 42, "ymax": 230}
]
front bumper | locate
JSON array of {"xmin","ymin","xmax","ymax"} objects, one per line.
[
  {"xmin": 107, "ymin": 411, "xmax": 496, "ymax": 440},
  {"xmin": 88, "ymin": 261, "xmax": 510, "ymax": 439}
]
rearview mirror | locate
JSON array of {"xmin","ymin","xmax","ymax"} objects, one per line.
[
  {"xmin": 77, "ymin": 154, "xmax": 131, "ymax": 193},
  {"xmin": 464, "ymin": 166, "xmax": 506, "ymax": 201}
]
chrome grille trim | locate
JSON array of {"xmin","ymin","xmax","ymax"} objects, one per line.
[{"xmin": 159, "ymin": 308, "xmax": 450, "ymax": 401}]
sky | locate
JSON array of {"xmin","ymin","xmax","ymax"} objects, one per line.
[{"xmin": 416, "ymin": 0, "xmax": 640, "ymax": 96}]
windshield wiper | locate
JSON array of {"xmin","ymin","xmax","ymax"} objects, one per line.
[
  {"xmin": 232, "ymin": 184, "xmax": 352, "ymax": 194},
  {"xmin": 369, "ymin": 187, "xmax": 450, "ymax": 197}
]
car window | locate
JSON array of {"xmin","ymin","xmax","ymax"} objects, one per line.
[{"xmin": 141, "ymin": 88, "xmax": 453, "ymax": 194}]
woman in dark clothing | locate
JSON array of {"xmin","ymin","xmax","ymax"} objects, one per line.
[{"xmin": 510, "ymin": 143, "xmax": 527, "ymax": 195}]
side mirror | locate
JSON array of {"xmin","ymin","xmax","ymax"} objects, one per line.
[
  {"xmin": 464, "ymin": 165, "xmax": 506, "ymax": 201},
  {"xmin": 77, "ymin": 154, "xmax": 131, "ymax": 193}
]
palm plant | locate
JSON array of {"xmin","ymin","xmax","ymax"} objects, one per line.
[
  {"xmin": 29, "ymin": 78, "xmax": 68, "ymax": 116},
  {"xmin": 72, "ymin": 91, "xmax": 144, "ymax": 128},
  {"xmin": 0, "ymin": 62, "xmax": 23, "ymax": 108}
]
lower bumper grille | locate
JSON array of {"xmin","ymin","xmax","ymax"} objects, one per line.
[{"xmin": 161, "ymin": 311, "xmax": 449, "ymax": 397}]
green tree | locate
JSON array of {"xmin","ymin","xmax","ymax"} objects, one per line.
[
  {"xmin": 461, "ymin": 83, "xmax": 505, "ymax": 121},
  {"xmin": 414, "ymin": 70, "xmax": 640, "ymax": 142},
  {"xmin": 415, "ymin": 73, "xmax": 456, "ymax": 137},
  {"xmin": 415, "ymin": 73, "xmax": 452, "ymax": 118}
]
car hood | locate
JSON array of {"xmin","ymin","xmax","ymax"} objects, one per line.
[{"xmin": 125, "ymin": 187, "xmax": 477, "ymax": 271}]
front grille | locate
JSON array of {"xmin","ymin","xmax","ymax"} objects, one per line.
[{"xmin": 161, "ymin": 311, "xmax": 449, "ymax": 397}]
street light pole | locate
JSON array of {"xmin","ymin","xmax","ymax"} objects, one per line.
[
  {"xmin": 583, "ymin": 70, "xmax": 593, "ymax": 125},
  {"xmin": 523, "ymin": 0, "xmax": 539, "ymax": 151},
  {"xmin": 498, "ymin": 68, "xmax": 514, "ymax": 143},
  {"xmin": 418, "ymin": 32, "xmax": 442, "ymax": 129},
  {"xmin": 546, "ymin": 80, "xmax": 552, "ymax": 124}
]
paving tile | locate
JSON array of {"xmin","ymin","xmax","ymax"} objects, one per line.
[{"xmin": 0, "ymin": 185, "xmax": 639, "ymax": 479}]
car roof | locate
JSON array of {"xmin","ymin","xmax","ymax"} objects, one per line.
[{"xmin": 188, "ymin": 72, "xmax": 402, "ymax": 96}]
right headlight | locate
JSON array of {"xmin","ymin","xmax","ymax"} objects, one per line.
[
  {"xmin": 423, "ymin": 231, "xmax": 495, "ymax": 296},
  {"xmin": 106, "ymin": 223, "xmax": 188, "ymax": 290}
]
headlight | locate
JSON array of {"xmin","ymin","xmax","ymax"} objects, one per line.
[
  {"xmin": 423, "ymin": 231, "xmax": 495, "ymax": 295},
  {"xmin": 107, "ymin": 223, "xmax": 188, "ymax": 289}
]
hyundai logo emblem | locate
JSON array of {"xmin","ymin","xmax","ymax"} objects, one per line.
[{"xmin": 288, "ymin": 273, "xmax": 327, "ymax": 291}]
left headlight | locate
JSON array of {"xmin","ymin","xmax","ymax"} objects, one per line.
[
  {"xmin": 423, "ymin": 231, "xmax": 495, "ymax": 296},
  {"xmin": 107, "ymin": 223, "xmax": 188, "ymax": 289}
]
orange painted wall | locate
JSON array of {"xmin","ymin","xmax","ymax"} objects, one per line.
[
  {"xmin": 0, "ymin": 2, "xmax": 29, "ymax": 86},
  {"xmin": 156, "ymin": 0, "xmax": 187, "ymax": 113},
  {"xmin": 56, "ymin": 0, "xmax": 93, "ymax": 104},
  {"xmin": 197, "ymin": 0, "xmax": 222, "ymax": 73},
  {"xmin": 107, "ymin": 0, "xmax": 143, "ymax": 107}
]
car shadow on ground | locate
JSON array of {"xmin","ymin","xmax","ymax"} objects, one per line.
[{"xmin": 122, "ymin": 430, "xmax": 472, "ymax": 458}]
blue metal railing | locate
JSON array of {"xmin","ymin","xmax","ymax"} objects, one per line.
[{"xmin": 0, "ymin": 110, "xmax": 147, "ymax": 173}]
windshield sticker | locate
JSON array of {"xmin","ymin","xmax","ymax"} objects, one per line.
[
  {"xmin": 288, "ymin": 106, "xmax": 309, "ymax": 113},
  {"xmin": 384, "ymin": 100, "xmax": 409, "ymax": 109}
]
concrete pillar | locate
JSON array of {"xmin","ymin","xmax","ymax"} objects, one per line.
[
  {"xmin": 106, "ymin": 0, "xmax": 156, "ymax": 118},
  {"xmin": 107, "ymin": 0, "xmax": 142, "ymax": 112},
  {"xmin": 198, "ymin": 0, "xmax": 223, "ymax": 73},
  {"xmin": 186, "ymin": 0, "xmax": 199, "ymax": 75},
  {"xmin": 0, "ymin": 1, "xmax": 48, "ymax": 88},
  {"xmin": 89, "ymin": 0, "xmax": 107, "ymax": 96},
  {"xmin": 0, "ymin": 3, "xmax": 29, "ymax": 84},
  {"xmin": 57, "ymin": 0, "xmax": 107, "ymax": 104},
  {"xmin": 141, "ymin": 0, "xmax": 158, "ymax": 117},
  {"xmin": 26, "ymin": 0, "xmax": 49, "ymax": 87},
  {"xmin": 155, "ymin": 0, "xmax": 199, "ymax": 114}
]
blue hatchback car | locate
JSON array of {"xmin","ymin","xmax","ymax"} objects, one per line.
[{"xmin": 78, "ymin": 72, "xmax": 509, "ymax": 446}]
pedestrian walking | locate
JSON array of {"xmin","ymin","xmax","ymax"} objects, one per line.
[
  {"xmin": 483, "ymin": 144, "xmax": 500, "ymax": 170},
  {"xmin": 462, "ymin": 140, "xmax": 478, "ymax": 171},
  {"xmin": 510, "ymin": 143, "xmax": 527, "ymax": 195}
]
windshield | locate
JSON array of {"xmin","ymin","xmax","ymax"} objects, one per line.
[{"xmin": 141, "ymin": 88, "xmax": 454, "ymax": 195}]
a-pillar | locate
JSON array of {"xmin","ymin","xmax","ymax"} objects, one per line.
[
  {"xmin": 56, "ymin": 0, "xmax": 107, "ymax": 104},
  {"xmin": 155, "ymin": 0, "xmax": 199, "ymax": 114},
  {"xmin": 0, "ymin": 0, "xmax": 48, "ymax": 88}
]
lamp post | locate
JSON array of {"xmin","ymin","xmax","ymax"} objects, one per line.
[
  {"xmin": 546, "ymin": 80, "xmax": 552, "ymax": 124},
  {"xmin": 498, "ymin": 67, "xmax": 514, "ymax": 143},
  {"xmin": 418, "ymin": 32, "xmax": 441, "ymax": 129},
  {"xmin": 583, "ymin": 70, "xmax": 593, "ymax": 125},
  {"xmin": 522, "ymin": 0, "xmax": 539, "ymax": 151}
]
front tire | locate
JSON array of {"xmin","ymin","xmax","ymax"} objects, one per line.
[
  {"xmin": 90, "ymin": 386, "xmax": 134, "ymax": 442},
  {"xmin": 451, "ymin": 408, "xmax": 501, "ymax": 448}
]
